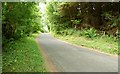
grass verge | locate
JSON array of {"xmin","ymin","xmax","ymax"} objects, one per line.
[
  {"xmin": 2, "ymin": 33, "xmax": 46, "ymax": 72},
  {"xmin": 54, "ymin": 34, "xmax": 118, "ymax": 55}
]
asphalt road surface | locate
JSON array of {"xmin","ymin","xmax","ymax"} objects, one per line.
[{"xmin": 38, "ymin": 33, "xmax": 118, "ymax": 72}]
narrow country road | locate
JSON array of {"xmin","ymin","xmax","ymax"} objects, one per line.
[{"xmin": 37, "ymin": 33, "xmax": 118, "ymax": 72}]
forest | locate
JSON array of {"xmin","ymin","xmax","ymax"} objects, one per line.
[
  {"xmin": 2, "ymin": 2, "xmax": 43, "ymax": 43},
  {"xmin": 46, "ymin": 2, "xmax": 119, "ymax": 37},
  {"xmin": 2, "ymin": 2, "xmax": 119, "ymax": 72},
  {"xmin": 45, "ymin": 2, "xmax": 119, "ymax": 54},
  {"xmin": 2, "ymin": 2, "xmax": 46, "ymax": 72}
]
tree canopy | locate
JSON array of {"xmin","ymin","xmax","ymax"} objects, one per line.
[
  {"xmin": 46, "ymin": 2, "xmax": 119, "ymax": 37},
  {"xmin": 2, "ymin": 2, "xmax": 42, "ymax": 40}
]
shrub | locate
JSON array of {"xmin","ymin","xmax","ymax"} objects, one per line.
[
  {"xmin": 67, "ymin": 29, "xmax": 75, "ymax": 35},
  {"xmin": 80, "ymin": 28, "xmax": 97, "ymax": 39}
]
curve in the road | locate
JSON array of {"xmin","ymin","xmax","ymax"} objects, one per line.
[{"xmin": 37, "ymin": 33, "xmax": 118, "ymax": 72}]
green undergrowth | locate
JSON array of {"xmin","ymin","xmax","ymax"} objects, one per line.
[
  {"xmin": 54, "ymin": 33, "xmax": 118, "ymax": 55},
  {"xmin": 2, "ymin": 33, "xmax": 46, "ymax": 72}
]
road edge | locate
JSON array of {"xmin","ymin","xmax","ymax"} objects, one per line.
[
  {"xmin": 35, "ymin": 34, "xmax": 58, "ymax": 72},
  {"xmin": 50, "ymin": 34, "xmax": 118, "ymax": 57}
]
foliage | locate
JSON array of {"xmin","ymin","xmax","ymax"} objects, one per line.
[
  {"xmin": 44, "ymin": 2, "xmax": 119, "ymax": 55},
  {"xmin": 101, "ymin": 12, "xmax": 119, "ymax": 36},
  {"xmin": 2, "ymin": 2, "xmax": 46, "ymax": 71},
  {"xmin": 2, "ymin": 2, "xmax": 42, "ymax": 40},
  {"xmin": 80, "ymin": 28, "xmax": 97, "ymax": 39},
  {"xmin": 2, "ymin": 36, "xmax": 46, "ymax": 72},
  {"xmin": 46, "ymin": 2, "xmax": 119, "ymax": 37},
  {"xmin": 55, "ymin": 34, "xmax": 118, "ymax": 55},
  {"xmin": 60, "ymin": 29, "xmax": 76, "ymax": 36},
  {"xmin": 71, "ymin": 19, "xmax": 81, "ymax": 25}
]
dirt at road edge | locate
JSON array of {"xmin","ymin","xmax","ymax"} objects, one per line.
[{"xmin": 35, "ymin": 35, "xmax": 58, "ymax": 72}]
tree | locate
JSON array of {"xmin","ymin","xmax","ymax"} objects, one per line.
[
  {"xmin": 2, "ymin": 2, "xmax": 42, "ymax": 40},
  {"xmin": 46, "ymin": 2, "xmax": 119, "ymax": 36}
]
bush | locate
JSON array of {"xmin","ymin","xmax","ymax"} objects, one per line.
[
  {"xmin": 61, "ymin": 29, "xmax": 76, "ymax": 36},
  {"xmin": 58, "ymin": 28, "xmax": 97, "ymax": 39},
  {"xmin": 80, "ymin": 28, "xmax": 97, "ymax": 39}
]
